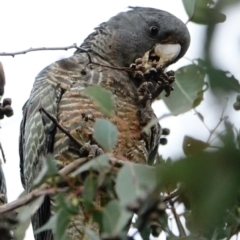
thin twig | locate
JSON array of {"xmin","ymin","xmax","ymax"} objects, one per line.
[
  {"xmin": 0, "ymin": 44, "xmax": 79, "ymax": 57},
  {"xmin": 207, "ymin": 116, "xmax": 228, "ymax": 143},
  {"xmin": 0, "ymin": 43, "xmax": 134, "ymax": 74},
  {"xmin": 209, "ymin": 129, "xmax": 227, "ymax": 144},
  {"xmin": 164, "ymin": 190, "xmax": 179, "ymax": 202},
  {"xmin": 75, "ymin": 45, "xmax": 134, "ymax": 73},
  {"xmin": 169, "ymin": 199, "xmax": 186, "ymax": 237},
  {"xmin": 0, "ymin": 157, "xmax": 87, "ymax": 214},
  {"xmin": 89, "ymin": 61, "xmax": 133, "ymax": 72},
  {"xmin": 207, "ymin": 102, "xmax": 228, "ymax": 143},
  {"xmin": 194, "ymin": 109, "xmax": 211, "ymax": 132},
  {"xmin": 40, "ymin": 107, "xmax": 82, "ymax": 148},
  {"xmin": 0, "ymin": 142, "xmax": 6, "ymax": 163}
]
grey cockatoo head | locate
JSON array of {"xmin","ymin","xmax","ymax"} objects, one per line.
[{"xmin": 81, "ymin": 7, "xmax": 190, "ymax": 67}]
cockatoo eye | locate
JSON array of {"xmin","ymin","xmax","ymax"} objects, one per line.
[{"xmin": 150, "ymin": 26, "xmax": 159, "ymax": 37}]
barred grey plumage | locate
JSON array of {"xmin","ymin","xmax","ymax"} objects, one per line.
[
  {"xmin": 19, "ymin": 7, "xmax": 190, "ymax": 240},
  {"xmin": 0, "ymin": 62, "xmax": 15, "ymax": 240}
]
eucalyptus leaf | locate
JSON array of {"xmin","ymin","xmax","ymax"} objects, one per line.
[
  {"xmin": 73, "ymin": 153, "xmax": 111, "ymax": 175},
  {"xmin": 83, "ymin": 85, "xmax": 114, "ymax": 117},
  {"xmin": 157, "ymin": 139, "xmax": 240, "ymax": 235},
  {"xmin": 93, "ymin": 119, "xmax": 118, "ymax": 150},
  {"xmin": 162, "ymin": 64, "xmax": 205, "ymax": 115},
  {"xmin": 14, "ymin": 194, "xmax": 44, "ymax": 240},
  {"xmin": 139, "ymin": 225, "xmax": 151, "ymax": 240},
  {"xmin": 207, "ymin": 68, "xmax": 240, "ymax": 94},
  {"xmin": 116, "ymin": 163, "xmax": 156, "ymax": 205},
  {"xmin": 100, "ymin": 200, "xmax": 132, "ymax": 234},
  {"xmin": 35, "ymin": 195, "xmax": 75, "ymax": 240},
  {"xmin": 34, "ymin": 214, "xmax": 57, "ymax": 235},
  {"xmin": 82, "ymin": 173, "xmax": 98, "ymax": 210},
  {"xmin": 19, "ymin": 196, "xmax": 44, "ymax": 222},
  {"xmin": 183, "ymin": 136, "xmax": 210, "ymax": 156},
  {"xmin": 13, "ymin": 205, "xmax": 31, "ymax": 240},
  {"xmin": 33, "ymin": 155, "xmax": 58, "ymax": 186},
  {"xmin": 182, "ymin": 0, "xmax": 226, "ymax": 24},
  {"xmin": 84, "ymin": 228, "xmax": 101, "ymax": 240}
]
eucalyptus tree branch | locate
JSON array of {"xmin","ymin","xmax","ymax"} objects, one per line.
[
  {"xmin": 169, "ymin": 199, "xmax": 186, "ymax": 237},
  {"xmin": 0, "ymin": 155, "xmax": 126, "ymax": 214},
  {"xmin": 0, "ymin": 44, "xmax": 79, "ymax": 57},
  {"xmin": 0, "ymin": 157, "xmax": 87, "ymax": 214}
]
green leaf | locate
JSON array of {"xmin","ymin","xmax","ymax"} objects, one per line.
[
  {"xmin": 82, "ymin": 173, "xmax": 98, "ymax": 210},
  {"xmin": 139, "ymin": 225, "xmax": 151, "ymax": 240},
  {"xmin": 162, "ymin": 64, "xmax": 205, "ymax": 115},
  {"xmin": 34, "ymin": 214, "xmax": 57, "ymax": 235},
  {"xmin": 97, "ymin": 200, "xmax": 132, "ymax": 234},
  {"xmin": 13, "ymin": 209, "xmax": 31, "ymax": 240},
  {"xmin": 33, "ymin": 155, "xmax": 58, "ymax": 186},
  {"xmin": 158, "ymin": 142, "xmax": 240, "ymax": 235},
  {"xmin": 116, "ymin": 163, "xmax": 156, "ymax": 205},
  {"xmin": 55, "ymin": 209, "xmax": 71, "ymax": 240},
  {"xmin": 35, "ymin": 195, "xmax": 75, "ymax": 240},
  {"xmin": 14, "ymin": 194, "xmax": 44, "ymax": 240},
  {"xmin": 84, "ymin": 228, "xmax": 101, "ymax": 240},
  {"xmin": 73, "ymin": 153, "xmax": 111, "ymax": 175},
  {"xmin": 182, "ymin": 0, "xmax": 226, "ymax": 24},
  {"xmin": 182, "ymin": 136, "xmax": 210, "ymax": 156},
  {"xmin": 20, "ymin": 196, "xmax": 45, "ymax": 222},
  {"xmin": 93, "ymin": 119, "xmax": 118, "ymax": 150},
  {"xmin": 207, "ymin": 68, "xmax": 240, "ymax": 94},
  {"xmin": 196, "ymin": 111, "xmax": 204, "ymax": 122},
  {"xmin": 83, "ymin": 85, "xmax": 114, "ymax": 117}
]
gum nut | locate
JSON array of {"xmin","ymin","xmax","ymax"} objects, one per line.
[
  {"xmin": 167, "ymin": 70, "xmax": 175, "ymax": 76},
  {"xmin": 156, "ymin": 65, "xmax": 163, "ymax": 71},
  {"xmin": 3, "ymin": 98, "xmax": 12, "ymax": 107},
  {"xmin": 80, "ymin": 69, "xmax": 87, "ymax": 75},
  {"xmin": 233, "ymin": 101, "xmax": 240, "ymax": 110},
  {"xmin": 160, "ymin": 138, "xmax": 168, "ymax": 145},
  {"xmin": 4, "ymin": 106, "xmax": 14, "ymax": 117},
  {"xmin": 162, "ymin": 128, "xmax": 170, "ymax": 135}
]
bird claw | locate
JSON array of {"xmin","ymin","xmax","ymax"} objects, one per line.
[{"xmin": 79, "ymin": 142, "xmax": 103, "ymax": 160}]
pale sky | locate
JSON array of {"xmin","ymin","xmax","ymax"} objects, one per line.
[{"xmin": 0, "ymin": 1, "xmax": 239, "ymax": 239}]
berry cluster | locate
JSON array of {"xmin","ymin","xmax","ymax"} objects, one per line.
[{"xmin": 0, "ymin": 98, "xmax": 13, "ymax": 119}]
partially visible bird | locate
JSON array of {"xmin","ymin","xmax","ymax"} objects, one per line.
[
  {"xmin": 0, "ymin": 62, "xmax": 6, "ymax": 208},
  {"xmin": 19, "ymin": 7, "xmax": 190, "ymax": 240},
  {"xmin": 0, "ymin": 164, "xmax": 12, "ymax": 240},
  {"xmin": 0, "ymin": 62, "xmax": 15, "ymax": 240},
  {"xmin": 0, "ymin": 62, "xmax": 5, "ymax": 98}
]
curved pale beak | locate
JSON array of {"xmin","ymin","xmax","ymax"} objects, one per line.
[{"xmin": 154, "ymin": 43, "xmax": 181, "ymax": 67}]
